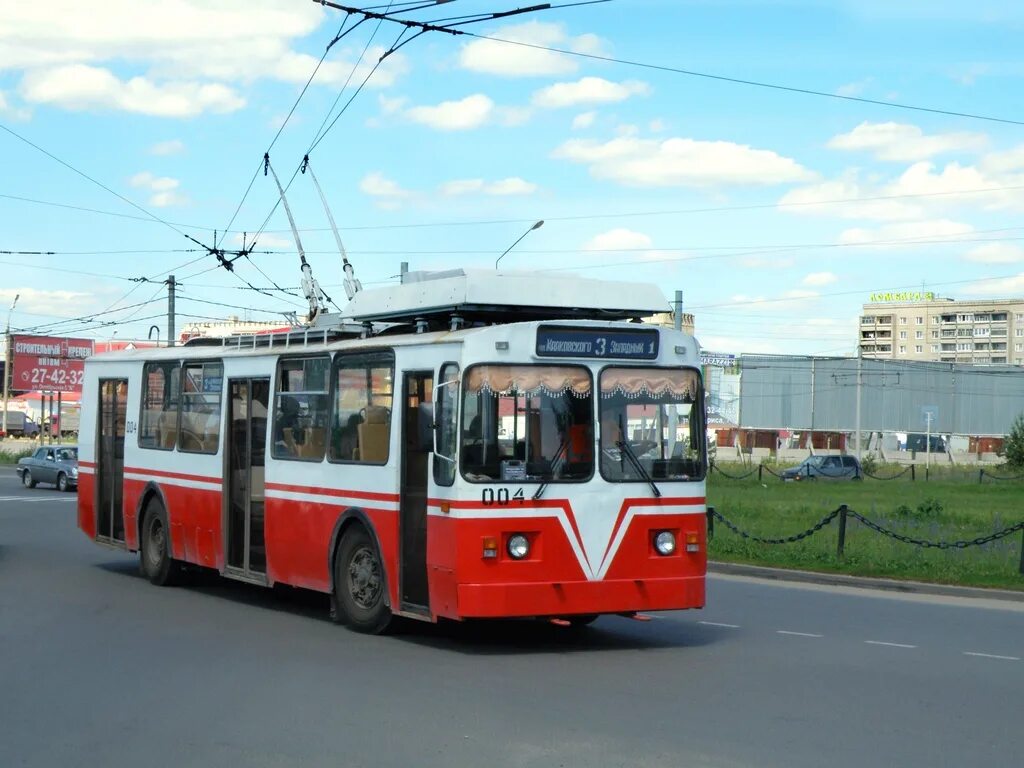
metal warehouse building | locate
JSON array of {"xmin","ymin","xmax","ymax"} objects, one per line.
[{"xmin": 738, "ymin": 356, "xmax": 1023, "ymax": 438}]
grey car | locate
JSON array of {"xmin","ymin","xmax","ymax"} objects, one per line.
[
  {"xmin": 15, "ymin": 445, "xmax": 79, "ymax": 492},
  {"xmin": 780, "ymin": 454, "xmax": 861, "ymax": 481}
]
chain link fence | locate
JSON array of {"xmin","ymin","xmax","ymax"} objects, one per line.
[
  {"xmin": 708, "ymin": 505, "xmax": 1024, "ymax": 575},
  {"xmin": 711, "ymin": 462, "xmax": 1024, "ymax": 483}
]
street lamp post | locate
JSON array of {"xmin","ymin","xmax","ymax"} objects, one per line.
[
  {"xmin": 495, "ymin": 220, "xmax": 544, "ymax": 269},
  {"xmin": 2, "ymin": 294, "xmax": 19, "ymax": 439}
]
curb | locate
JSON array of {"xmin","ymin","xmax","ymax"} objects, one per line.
[{"xmin": 709, "ymin": 561, "xmax": 1024, "ymax": 603}]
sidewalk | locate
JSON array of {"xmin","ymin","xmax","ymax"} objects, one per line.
[{"xmin": 710, "ymin": 560, "xmax": 1024, "ymax": 603}]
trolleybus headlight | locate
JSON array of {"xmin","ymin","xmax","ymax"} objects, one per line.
[
  {"xmin": 507, "ymin": 534, "xmax": 530, "ymax": 560},
  {"xmin": 654, "ymin": 531, "xmax": 676, "ymax": 556}
]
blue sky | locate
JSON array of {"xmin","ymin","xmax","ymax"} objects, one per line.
[{"xmin": 2, "ymin": 0, "xmax": 1024, "ymax": 355}]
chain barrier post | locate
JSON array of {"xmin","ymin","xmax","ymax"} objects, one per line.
[
  {"xmin": 758, "ymin": 465, "xmax": 763, "ymax": 483},
  {"xmin": 911, "ymin": 464, "xmax": 915, "ymax": 482},
  {"xmin": 837, "ymin": 505, "xmax": 848, "ymax": 559},
  {"xmin": 925, "ymin": 465, "xmax": 929, "ymax": 482},
  {"xmin": 707, "ymin": 506, "xmax": 715, "ymax": 541},
  {"xmin": 979, "ymin": 468, "xmax": 984, "ymax": 485}
]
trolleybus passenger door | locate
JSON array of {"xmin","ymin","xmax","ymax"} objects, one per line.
[
  {"xmin": 225, "ymin": 377, "xmax": 270, "ymax": 579},
  {"xmin": 96, "ymin": 379, "xmax": 128, "ymax": 545},
  {"xmin": 400, "ymin": 371, "xmax": 433, "ymax": 610}
]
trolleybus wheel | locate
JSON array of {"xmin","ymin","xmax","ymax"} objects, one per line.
[
  {"xmin": 140, "ymin": 498, "xmax": 182, "ymax": 586},
  {"xmin": 22, "ymin": 470, "xmax": 36, "ymax": 489},
  {"xmin": 335, "ymin": 526, "xmax": 392, "ymax": 634}
]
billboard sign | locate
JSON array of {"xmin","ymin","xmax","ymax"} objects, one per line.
[{"xmin": 11, "ymin": 335, "xmax": 94, "ymax": 393}]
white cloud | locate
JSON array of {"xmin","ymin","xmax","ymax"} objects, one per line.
[
  {"xmin": 359, "ymin": 172, "xmax": 410, "ymax": 209},
  {"xmin": 458, "ymin": 21, "xmax": 605, "ymax": 77},
  {"xmin": 649, "ymin": 119, "xmax": 665, "ymax": 132},
  {"xmin": 129, "ymin": 171, "xmax": 188, "ymax": 207},
  {"xmin": 0, "ymin": 3, "xmax": 409, "ymax": 117},
  {"xmin": 21, "ymin": 64, "xmax": 244, "ymax": 117},
  {"xmin": 149, "ymin": 139, "xmax": 184, "ymax": 156},
  {"xmin": 964, "ymin": 243, "xmax": 1024, "ymax": 264},
  {"xmin": 778, "ymin": 175, "xmax": 925, "ymax": 221},
  {"xmin": 553, "ymin": 135, "xmax": 814, "ymax": 188},
  {"xmin": 440, "ymin": 177, "xmax": 538, "ymax": 196},
  {"xmin": 962, "ymin": 273, "xmax": 1024, "ymax": 296},
  {"xmin": 837, "ymin": 219, "xmax": 974, "ymax": 246},
  {"xmin": 0, "ymin": 287, "xmax": 93, "ymax": 318},
  {"xmin": 405, "ymin": 94, "xmax": 494, "ymax": 131},
  {"xmin": 533, "ymin": 77, "xmax": 649, "ymax": 109},
  {"xmin": 269, "ymin": 47, "xmax": 408, "ymax": 90},
  {"xmin": 572, "ymin": 111, "xmax": 597, "ymax": 129},
  {"xmin": 827, "ymin": 121, "xmax": 988, "ymax": 162},
  {"xmin": 836, "ymin": 78, "xmax": 872, "ymax": 97},
  {"xmin": 0, "ymin": 90, "xmax": 30, "ymax": 120},
  {"xmin": 583, "ymin": 228, "xmax": 653, "ymax": 251},
  {"xmin": 981, "ymin": 144, "xmax": 1024, "ymax": 173},
  {"xmin": 803, "ymin": 271, "xmax": 838, "ymax": 286}
]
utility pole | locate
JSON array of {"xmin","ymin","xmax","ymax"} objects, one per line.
[
  {"xmin": 2, "ymin": 294, "xmax": 19, "ymax": 438},
  {"xmin": 854, "ymin": 350, "xmax": 863, "ymax": 460},
  {"xmin": 167, "ymin": 275, "xmax": 176, "ymax": 348}
]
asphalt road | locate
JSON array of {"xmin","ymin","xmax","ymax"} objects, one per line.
[{"xmin": 2, "ymin": 467, "xmax": 1023, "ymax": 768}]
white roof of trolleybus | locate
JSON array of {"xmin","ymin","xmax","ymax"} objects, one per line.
[
  {"xmin": 86, "ymin": 320, "xmax": 698, "ymax": 365},
  {"xmin": 342, "ymin": 269, "xmax": 670, "ymax": 323}
]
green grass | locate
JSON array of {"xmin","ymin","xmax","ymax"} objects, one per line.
[
  {"xmin": 0, "ymin": 449, "xmax": 32, "ymax": 465},
  {"xmin": 708, "ymin": 463, "xmax": 1024, "ymax": 590}
]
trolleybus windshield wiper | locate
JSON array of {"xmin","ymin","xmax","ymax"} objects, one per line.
[
  {"xmin": 532, "ymin": 434, "xmax": 571, "ymax": 500},
  {"xmin": 616, "ymin": 440, "xmax": 662, "ymax": 498}
]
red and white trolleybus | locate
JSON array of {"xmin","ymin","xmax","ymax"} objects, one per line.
[{"xmin": 77, "ymin": 269, "xmax": 708, "ymax": 632}]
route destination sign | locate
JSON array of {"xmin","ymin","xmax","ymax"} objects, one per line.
[{"xmin": 536, "ymin": 326, "xmax": 659, "ymax": 360}]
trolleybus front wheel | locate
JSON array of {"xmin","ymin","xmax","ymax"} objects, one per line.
[
  {"xmin": 334, "ymin": 526, "xmax": 392, "ymax": 634},
  {"xmin": 140, "ymin": 497, "xmax": 183, "ymax": 586}
]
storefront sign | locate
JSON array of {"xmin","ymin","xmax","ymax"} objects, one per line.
[{"xmin": 869, "ymin": 291, "xmax": 936, "ymax": 303}]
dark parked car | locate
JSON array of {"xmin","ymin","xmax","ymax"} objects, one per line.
[
  {"xmin": 15, "ymin": 445, "xmax": 79, "ymax": 492},
  {"xmin": 780, "ymin": 454, "xmax": 861, "ymax": 481}
]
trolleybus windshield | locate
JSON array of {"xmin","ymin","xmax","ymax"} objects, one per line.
[
  {"xmin": 599, "ymin": 367, "xmax": 704, "ymax": 482},
  {"xmin": 460, "ymin": 364, "xmax": 594, "ymax": 483}
]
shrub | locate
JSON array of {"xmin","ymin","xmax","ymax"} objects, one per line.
[
  {"xmin": 1004, "ymin": 413, "xmax": 1024, "ymax": 468},
  {"xmin": 859, "ymin": 454, "xmax": 878, "ymax": 476}
]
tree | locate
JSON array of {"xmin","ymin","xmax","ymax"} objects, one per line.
[{"xmin": 1004, "ymin": 414, "xmax": 1024, "ymax": 468}]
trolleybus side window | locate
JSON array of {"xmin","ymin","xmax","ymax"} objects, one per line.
[
  {"xmin": 178, "ymin": 361, "xmax": 224, "ymax": 454},
  {"xmin": 460, "ymin": 364, "xmax": 593, "ymax": 483},
  {"xmin": 329, "ymin": 351, "xmax": 395, "ymax": 465},
  {"xmin": 598, "ymin": 367, "xmax": 705, "ymax": 482},
  {"xmin": 272, "ymin": 355, "xmax": 330, "ymax": 461},
  {"xmin": 433, "ymin": 362, "xmax": 460, "ymax": 487},
  {"xmin": 139, "ymin": 361, "xmax": 180, "ymax": 450}
]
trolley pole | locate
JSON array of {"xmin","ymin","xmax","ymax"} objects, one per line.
[
  {"xmin": 167, "ymin": 275, "xmax": 176, "ymax": 348},
  {"xmin": 2, "ymin": 294, "xmax": 18, "ymax": 439}
]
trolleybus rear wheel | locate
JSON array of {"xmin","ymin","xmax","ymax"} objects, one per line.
[
  {"xmin": 335, "ymin": 526, "xmax": 392, "ymax": 634},
  {"xmin": 140, "ymin": 498, "xmax": 182, "ymax": 586}
]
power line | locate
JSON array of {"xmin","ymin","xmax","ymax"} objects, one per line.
[
  {"xmin": 462, "ymin": 31, "xmax": 1024, "ymax": 127},
  {"xmin": 0, "ymin": 121, "xmax": 196, "ymax": 240}
]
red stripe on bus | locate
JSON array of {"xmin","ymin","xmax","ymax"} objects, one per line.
[
  {"xmin": 123, "ymin": 467, "xmax": 220, "ymax": 483},
  {"xmin": 265, "ymin": 482, "xmax": 400, "ymax": 503}
]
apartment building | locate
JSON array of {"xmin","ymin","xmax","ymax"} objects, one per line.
[{"xmin": 860, "ymin": 293, "xmax": 1024, "ymax": 366}]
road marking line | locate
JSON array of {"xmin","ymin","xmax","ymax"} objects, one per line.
[
  {"xmin": 963, "ymin": 652, "xmax": 1020, "ymax": 661},
  {"xmin": 865, "ymin": 640, "xmax": 917, "ymax": 649},
  {"xmin": 699, "ymin": 621, "xmax": 740, "ymax": 629},
  {"xmin": 777, "ymin": 630, "xmax": 824, "ymax": 638}
]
